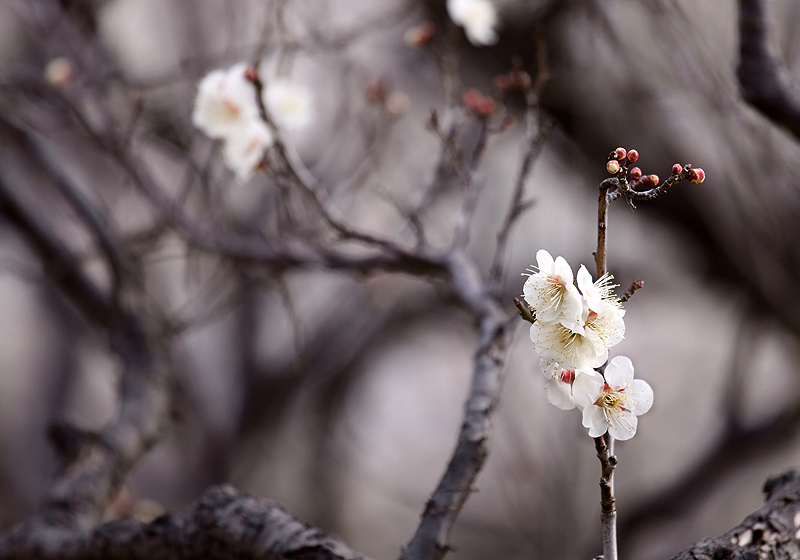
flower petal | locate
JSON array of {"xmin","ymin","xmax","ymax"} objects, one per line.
[
  {"xmin": 545, "ymin": 378, "xmax": 576, "ymax": 410},
  {"xmin": 536, "ymin": 249, "xmax": 554, "ymax": 272},
  {"xmin": 582, "ymin": 405, "xmax": 608, "ymax": 437},
  {"xmin": 628, "ymin": 379, "xmax": 654, "ymax": 415},
  {"xmin": 572, "ymin": 369, "xmax": 603, "ymax": 408},
  {"xmin": 604, "ymin": 355, "xmax": 634, "ymax": 388},
  {"xmin": 608, "ymin": 411, "xmax": 638, "ymax": 441}
]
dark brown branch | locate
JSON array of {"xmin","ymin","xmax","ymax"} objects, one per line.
[
  {"xmin": 0, "ymin": 485, "xmax": 371, "ymax": 560},
  {"xmin": 0, "ymin": 162, "xmax": 173, "ymax": 546},
  {"xmin": 398, "ymin": 250, "xmax": 511, "ymax": 560},
  {"xmin": 670, "ymin": 469, "xmax": 800, "ymax": 560},
  {"xmin": 737, "ymin": 0, "xmax": 800, "ymax": 140},
  {"xmin": 618, "ymin": 280, "xmax": 644, "ymax": 304}
]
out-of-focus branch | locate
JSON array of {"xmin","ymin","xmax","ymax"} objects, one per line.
[
  {"xmin": 737, "ymin": 0, "xmax": 800, "ymax": 140},
  {"xmin": 398, "ymin": 250, "xmax": 511, "ymax": 560},
  {"xmin": 0, "ymin": 171, "xmax": 173, "ymax": 552},
  {"xmin": 0, "ymin": 485, "xmax": 371, "ymax": 560}
]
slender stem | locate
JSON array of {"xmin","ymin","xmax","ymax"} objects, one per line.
[{"xmin": 595, "ymin": 180, "xmax": 618, "ymax": 560}]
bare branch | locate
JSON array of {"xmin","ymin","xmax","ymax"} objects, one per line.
[
  {"xmin": 0, "ymin": 485, "xmax": 371, "ymax": 560},
  {"xmin": 737, "ymin": 0, "xmax": 800, "ymax": 140}
]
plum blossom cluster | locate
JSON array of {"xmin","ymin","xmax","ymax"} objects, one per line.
[
  {"xmin": 192, "ymin": 63, "xmax": 313, "ymax": 182},
  {"xmin": 446, "ymin": 0, "xmax": 499, "ymax": 46},
  {"xmin": 523, "ymin": 250, "xmax": 653, "ymax": 440}
]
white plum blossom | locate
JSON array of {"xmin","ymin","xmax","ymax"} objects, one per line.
[
  {"xmin": 577, "ymin": 265, "xmax": 623, "ymax": 314},
  {"xmin": 263, "ymin": 79, "xmax": 314, "ymax": 131},
  {"xmin": 446, "ymin": 0, "xmax": 499, "ymax": 46},
  {"xmin": 192, "ymin": 63, "xmax": 260, "ymax": 140},
  {"xmin": 539, "ymin": 359, "xmax": 602, "ymax": 410},
  {"xmin": 222, "ymin": 120, "xmax": 273, "ymax": 182},
  {"xmin": 573, "ymin": 356, "xmax": 653, "ymax": 441},
  {"xmin": 523, "ymin": 249, "xmax": 583, "ymax": 324},
  {"xmin": 530, "ymin": 317, "xmax": 608, "ymax": 369}
]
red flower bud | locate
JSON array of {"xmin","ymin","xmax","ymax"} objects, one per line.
[
  {"xmin": 630, "ymin": 167, "xmax": 642, "ymax": 180},
  {"xmin": 672, "ymin": 163, "xmax": 683, "ymax": 176},
  {"xmin": 404, "ymin": 22, "xmax": 436, "ymax": 48},
  {"xmin": 688, "ymin": 167, "xmax": 706, "ymax": 184},
  {"xmin": 614, "ymin": 147, "xmax": 627, "ymax": 160},
  {"xmin": 607, "ymin": 160, "xmax": 621, "ymax": 174},
  {"xmin": 646, "ymin": 174, "xmax": 660, "ymax": 186},
  {"xmin": 244, "ymin": 67, "xmax": 259, "ymax": 83},
  {"xmin": 627, "ymin": 149, "xmax": 639, "ymax": 163},
  {"xmin": 365, "ymin": 79, "xmax": 387, "ymax": 103}
]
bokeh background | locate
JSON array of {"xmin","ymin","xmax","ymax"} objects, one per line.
[{"xmin": 1, "ymin": 1, "xmax": 800, "ymax": 559}]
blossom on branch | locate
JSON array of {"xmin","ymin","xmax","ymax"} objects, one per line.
[
  {"xmin": 540, "ymin": 359, "xmax": 602, "ymax": 410},
  {"xmin": 522, "ymin": 249, "xmax": 582, "ymax": 324},
  {"xmin": 263, "ymin": 79, "xmax": 314, "ymax": 131},
  {"xmin": 446, "ymin": 0, "xmax": 499, "ymax": 46},
  {"xmin": 222, "ymin": 120, "xmax": 273, "ymax": 182},
  {"xmin": 193, "ymin": 63, "xmax": 260, "ymax": 140},
  {"xmin": 573, "ymin": 356, "xmax": 653, "ymax": 440}
]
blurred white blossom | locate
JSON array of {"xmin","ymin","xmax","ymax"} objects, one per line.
[
  {"xmin": 192, "ymin": 63, "xmax": 260, "ymax": 140},
  {"xmin": 263, "ymin": 79, "xmax": 314, "ymax": 131},
  {"xmin": 446, "ymin": 0, "xmax": 499, "ymax": 46},
  {"xmin": 222, "ymin": 120, "xmax": 273, "ymax": 182}
]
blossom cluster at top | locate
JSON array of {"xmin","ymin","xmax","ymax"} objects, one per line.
[
  {"xmin": 446, "ymin": 0, "xmax": 499, "ymax": 46},
  {"xmin": 192, "ymin": 63, "xmax": 313, "ymax": 182},
  {"xmin": 523, "ymin": 250, "xmax": 653, "ymax": 440}
]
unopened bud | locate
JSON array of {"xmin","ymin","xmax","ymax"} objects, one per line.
[
  {"xmin": 671, "ymin": 163, "xmax": 683, "ymax": 176},
  {"xmin": 629, "ymin": 167, "xmax": 642, "ymax": 180},
  {"xmin": 606, "ymin": 160, "xmax": 621, "ymax": 174},
  {"xmin": 614, "ymin": 147, "xmax": 627, "ymax": 160},
  {"xmin": 627, "ymin": 149, "xmax": 639, "ymax": 163},
  {"xmin": 646, "ymin": 174, "xmax": 660, "ymax": 186},
  {"xmin": 244, "ymin": 67, "xmax": 259, "ymax": 83},
  {"xmin": 385, "ymin": 92, "xmax": 410, "ymax": 116},
  {"xmin": 44, "ymin": 57, "xmax": 74, "ymax": 87},
  {"xmin": 404, "ymin": 22, "xmax": 436, "ymax": 48},
  {"xmin": 501, "ymin": 115, "xmax": 515, "ymax": 129},
  {"xmin": 494, "ymin": 74, "xmax": 512, "ymax": 91},
  {"xmin": 365, "ymin": 79, "xmax": 387, "ymax": 103},
  {"xmin": 688, "ymin": 167, "xmax": 706, "ymax": 184},
  {"xmin": 476, "ymin": 97, "xmax": 496, "ymax": 118}
]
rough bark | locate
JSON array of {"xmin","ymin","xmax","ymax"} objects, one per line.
[
  {"xmin": 0, "ymin": 485, "xmax": 371, "ymax": 560},
  {"xmin": 671, "ymin": 469, "xmax": 800, "ymax": 560}
]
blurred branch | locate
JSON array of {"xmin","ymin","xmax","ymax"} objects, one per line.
[
  {"xmin": 738, "ymin": 0, "xmax": 800, "ymax": 140},
  {"xmin": 398, "ymin": 250, "xmax": 511, "ymax": 560},
  {"xmin": 0, "ymin": 170, "xmax": 173, "ymax": 552}
]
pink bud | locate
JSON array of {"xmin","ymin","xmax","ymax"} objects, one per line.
[
  {"xmin": 614, "ymin": 147, "xmax": 627, "ymax": 160},
  {"xmin": 244, "ymin": 67, "xmax": 259, "ymax": 83},
  {"xmin": 501, "ymin": 115, "xmax": 515, "ymax": 129},
  {"xmin": 404, "ymin": 22, "xmax": 436, "ymax": 48},
  {"xmin": 688, "ymin": 168, "xmax": 706, "ymax": 184},
  {"xmin": 672, "ymin": 163, "xmax": 683, "ymax": 176},
  {"xmin": 627, "ymin": 149, "xmax": 639, "ymax": 163},
  {"xmin": 606, "ymin": 160, "xmax": 621, "ymax": 174},
  {"xmin": 365, "ymin": 79, "xmax": 387, "ymax": 103},
  {"xmin": 630, "ymin": 167, "xmax": 642, "ymax": 180},
  {"xmin": 44, "ymin": 57, "xmax": 74, "ymax": 87},
  {"xmin": 646, "ymin": 174, "xmax": 660, "ymax": 186}
]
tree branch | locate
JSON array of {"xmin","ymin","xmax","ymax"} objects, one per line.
[
  {"xmin": 0, "ymin": 485, "xmax": 371, "ymax": 560},
  {"xmin": 737, "ymin": 0, "xmax": 800, "ymax": 140}
]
